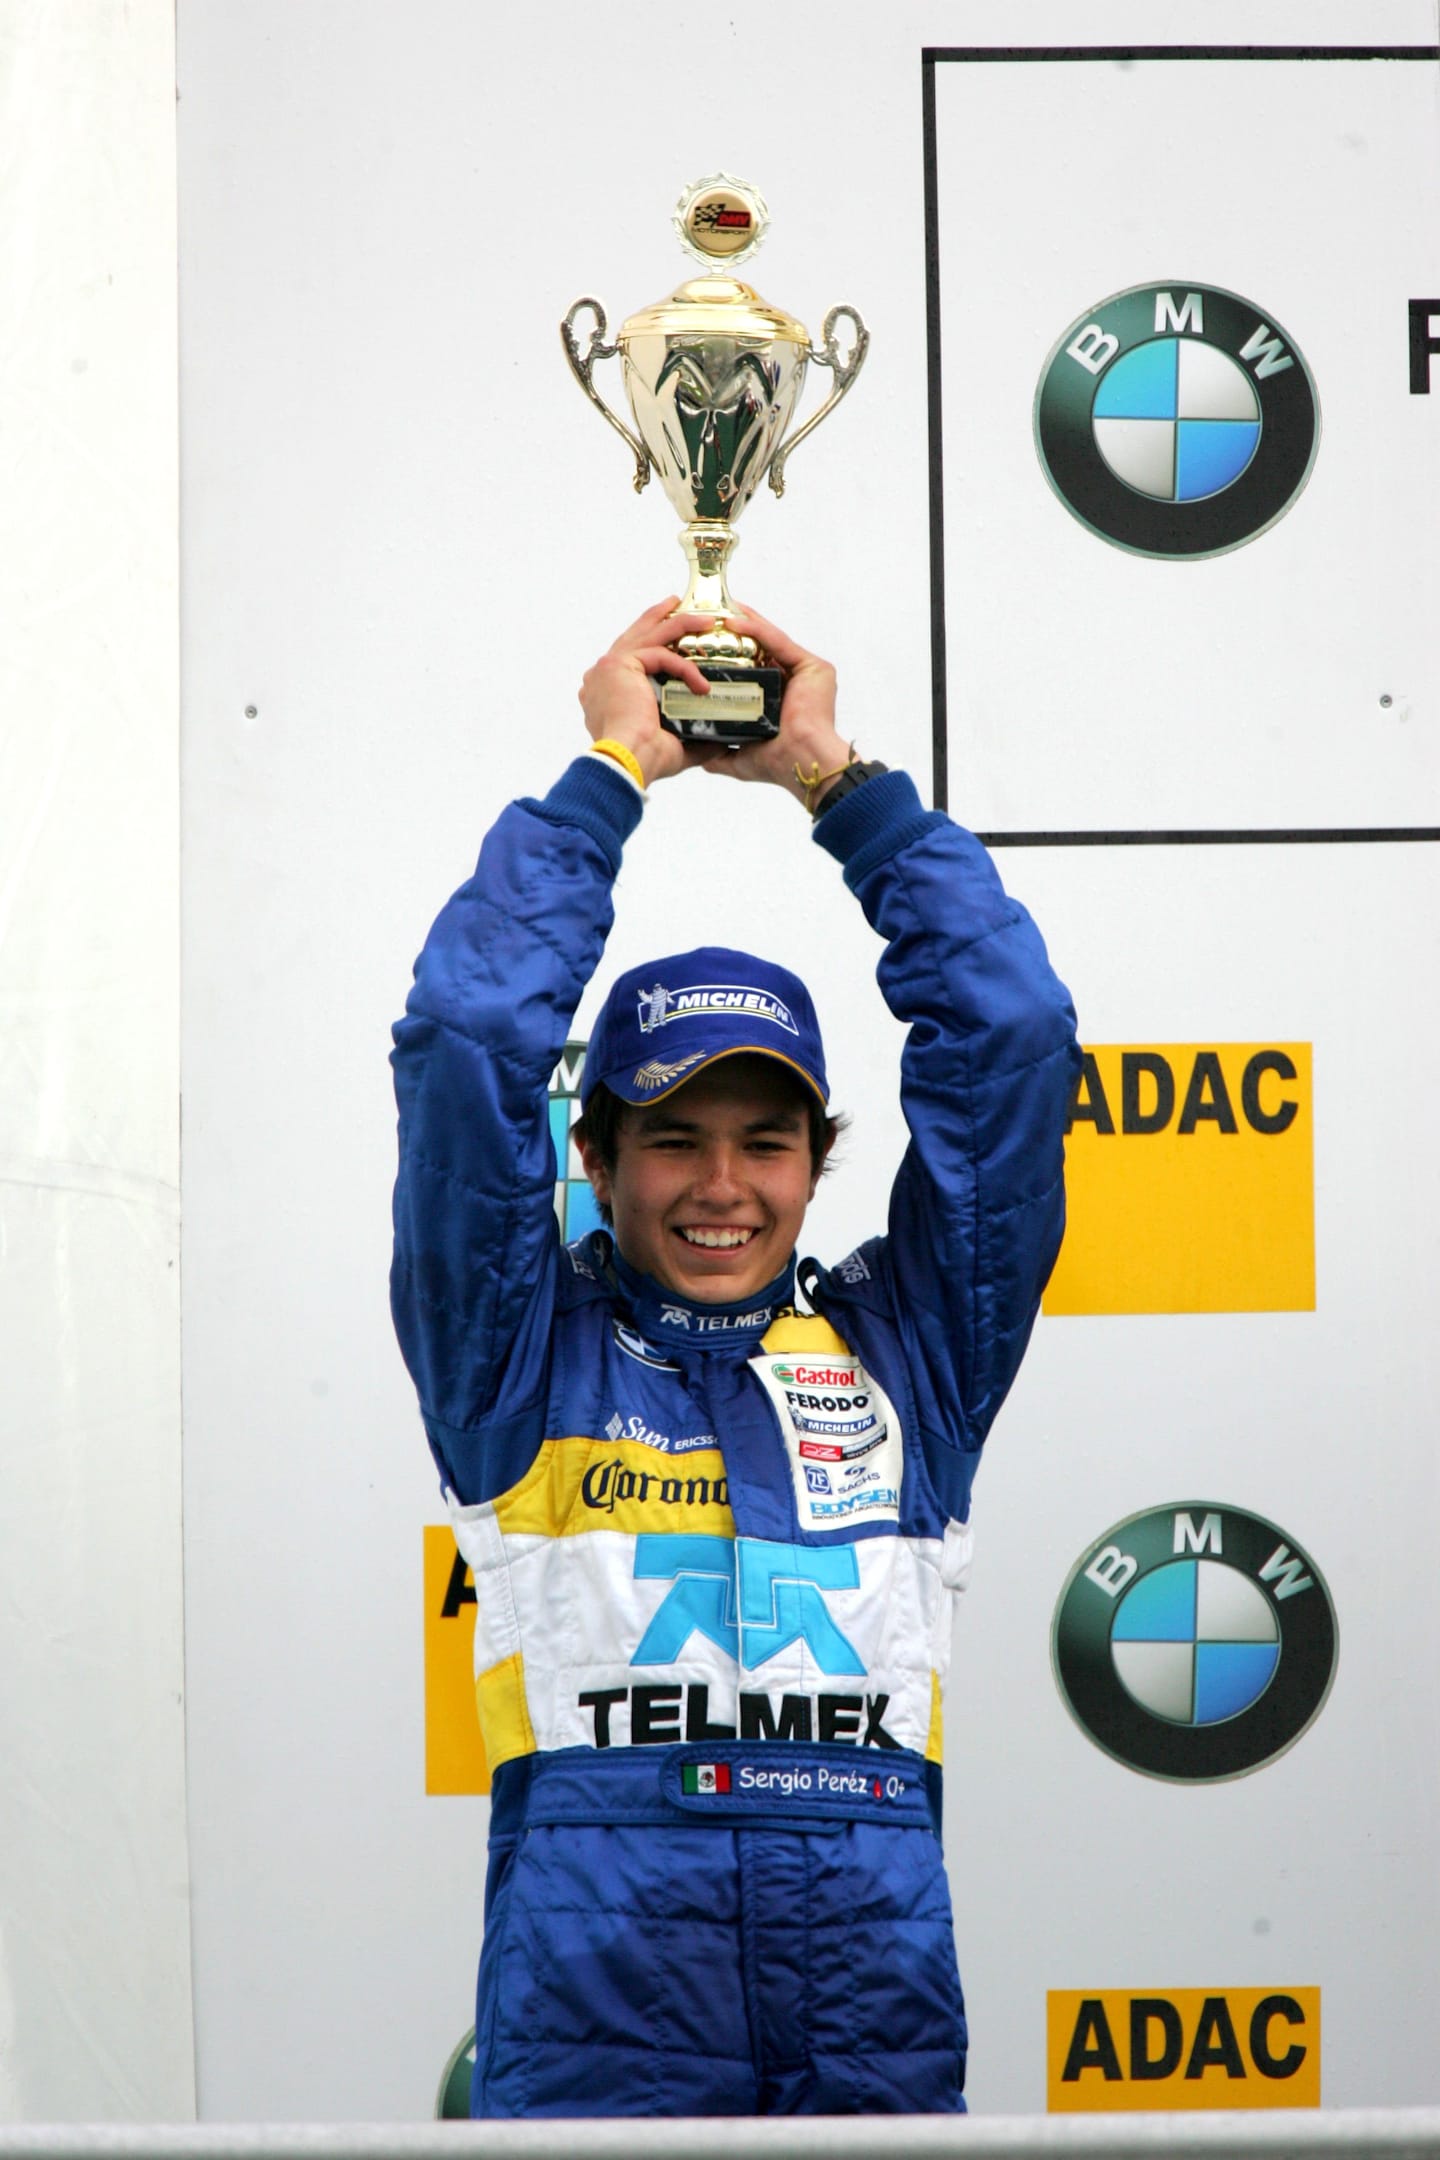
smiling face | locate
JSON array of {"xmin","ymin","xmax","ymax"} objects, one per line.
[{"xmin": 579, "ymin": 1057, "xmax": 828, "ymax": 1305}]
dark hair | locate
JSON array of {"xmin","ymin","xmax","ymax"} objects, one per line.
[{"xmin": 571, "ymin": 1072, "xmax": 846, "ymax": 1226}]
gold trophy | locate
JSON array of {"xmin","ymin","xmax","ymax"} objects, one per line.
[{"xmin": 561, "ymin": 174, "xmax": 868, "ymax": 742}]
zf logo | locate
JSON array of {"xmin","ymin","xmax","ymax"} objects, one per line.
[
  {"xmin": 1052, "ymin": 1504, "xmax": 1337, "ymax": 1781},
  {"xmin": 1035, "ymin": 283, "xmax": 1320, "ymax": 557}
]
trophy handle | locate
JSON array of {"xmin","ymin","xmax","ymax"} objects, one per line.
[
  {"xmin": 560, "ymin": 297, "xmax": 652, "ymax": 495},
  {"xmin": 768, "ymin": 304, "xmax": 870, "ymax": 499}
]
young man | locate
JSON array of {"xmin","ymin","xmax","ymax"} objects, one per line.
[{"xmin": 390, "ymin": 600, "xmax": 1079, "ymax": 2117}]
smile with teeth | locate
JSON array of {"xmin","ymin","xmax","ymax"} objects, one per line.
[{"xmin": 678, "ymin": 1227, "xmax": 756, "ymax": 1249}]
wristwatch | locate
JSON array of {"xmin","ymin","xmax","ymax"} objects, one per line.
[{"xmin": 812, "ymin": 759, "xmax": 888, "ymax": 819}]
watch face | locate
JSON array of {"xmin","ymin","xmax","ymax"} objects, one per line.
[{"xmin": 1034, "ymin": 282, "xmax": 1320, "ymax": 559}]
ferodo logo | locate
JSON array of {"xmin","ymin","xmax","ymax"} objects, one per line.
[
  {"xmin": 423, "ymin": 1528, "xmax": 488, "ymax": 1796},
  {"xmin": 1047, "ymin": 1988, "xmax": 1320, "ymax": 2110},
  {"xmin": 1043, "ymin": 1043, "xmax": 1313, "ymax": 1315}
]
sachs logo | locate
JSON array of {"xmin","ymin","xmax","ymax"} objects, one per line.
[
  {"xmin": 1034, "ymin": 283, "xmax": 1320, "ymax": 557},
  {"xmin": 1052, "ymin": 1503, "xmax": 1337, "ymax": 1782}
]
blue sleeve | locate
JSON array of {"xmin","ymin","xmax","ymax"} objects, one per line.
[
  {"xmin": 812, "ymin": 770, "xmax": 1080, "ymax": 1514},
  {"xmin": 389, "ymin": 754, "xmax": 642, "ymax": 1502}
]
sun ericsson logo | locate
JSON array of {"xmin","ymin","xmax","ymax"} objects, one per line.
[
  {"xmin": 1052, "ymin": 1503, "xmax": 1338, "ymax": 1782},
  {"xmin": 1034, "ymin": 284, "xmax": 1320, "ymax": 558}
]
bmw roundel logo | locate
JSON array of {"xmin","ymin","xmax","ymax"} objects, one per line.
[
  {"xmin": 1034, "ymin": 283, "xmax": 1320, "ymax": 557},
  {"xmin": 1052, "ymin": 1502, "xmax": 1338, "ymax": 1782}
]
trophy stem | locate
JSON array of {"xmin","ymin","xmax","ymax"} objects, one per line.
[
  {"xmin": 675, "ymin": 521, "xmax": 741, "ymax": 624},
  {"xmin": 660, "ymin": 516, "xmax": 780, "ymax": 743}
]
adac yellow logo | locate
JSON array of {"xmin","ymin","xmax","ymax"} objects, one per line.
[
  {"xmin": 1043, "ymin": 1043, "xmax": 1313, "ymax": 1316},
  {"xmin": 1047, "ymin": 1987, "xmax": 1320, "ymax": 2110},
  {"xmin": 423, "ymin": 1528, "xmax": 488, "ymax": 1796}
]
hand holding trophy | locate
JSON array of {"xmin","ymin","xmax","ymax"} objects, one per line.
[{"xmin": 561, "ymin": 175, "xmax": 868, "ymax": 745}]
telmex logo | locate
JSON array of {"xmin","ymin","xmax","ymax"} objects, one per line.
[
  {"xmin": 1043, "ymin": 1043, "xmax": 1313, "ymax": 1316},
  {"xmin": 423, "ymin": 1528, "xmax": 878, "ymax": 1793},
  {"xmin": 1047, "ymin": 1987, "xmax": 1320, "ymax": 2110},
  {"xmin": 1052, "ymin": 1504, "xmax": 1338, "ymax": 1783},
  {"xmin": 631, "ymin": 1533, "xmax": 864, "ymax": 1674},
  {"xmin": 1035, "ymin": 282, "xmax": 1320, "ymax": 556}
]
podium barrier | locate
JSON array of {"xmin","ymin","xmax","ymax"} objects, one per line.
[{"xmin": 1, "ymin": 2113, "xmax": 1439, "ymax": 2160}]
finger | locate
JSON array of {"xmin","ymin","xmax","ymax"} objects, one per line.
[
  {"xmin": 699, "ymin": 752, "xmax": 750, "ymax": 781},
  {"xmin": 649, "ymin": 612, "xmax": 721, "ymax": 649},
  {"xmin": 611, "ymin": 596, "xmax": 683, "ymax": 645},
  {"xmin": 723, "ymin": 602, "xmax": 814, "ymax": 671},
  {"xmin": 641, "ymin": 647, "xmax": 711, "ymax": 696},
  {"xmin": 611, "ymin": 605, "xmax": 716, "ymax": 652}
]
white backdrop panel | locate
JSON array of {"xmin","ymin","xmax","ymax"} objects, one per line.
[
  {"xmin": 963, "ymin": 836, "xmax": 1440, "ymax": 2109},
  {"xmin": 934, "ymin": 50, "xmax": 1440, "ymax": 833},
  {"xmin": 1, "ymin": 0, "xmax": 193, "ymax": 2121},
  {"xmin": 177, "ymin": 0, "xmax": 1439, "ymax": 2124},
  {"xmin": 178, "ymin": 0, "xmax": 936, "ymax": 2123}
]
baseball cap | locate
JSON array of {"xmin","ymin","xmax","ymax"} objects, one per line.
[{"xmin": 581, "ymin": 946, "xmax": 829, "ymax": 1109}]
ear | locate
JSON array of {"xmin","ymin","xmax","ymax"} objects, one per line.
[
  {"xmin": 808, "ymin": 1125, "xmax": 836, "ymax": 1201},
  {"xmin": 579, "ymin": 1137, "xmax": 613, "ymax": 1206}
]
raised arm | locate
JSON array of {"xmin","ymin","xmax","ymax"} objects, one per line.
[
  {"xmin": 389, "ymin": 603, "xmax": 716, "ymax": 1502},
  {"xmin": 814, "ymin": 773, "xmax": 1079, "ymax": 1501},
  {"xmin": 710, "ymin": 606, "xmax": 1081, "ymax": 1520}
]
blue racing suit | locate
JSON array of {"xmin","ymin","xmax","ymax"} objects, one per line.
[{"xmin": 391, "ymin": 755, "xmax": 1079, "ymax": 2116}]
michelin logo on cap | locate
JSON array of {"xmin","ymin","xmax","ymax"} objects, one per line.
[{"xmin": 638, "ymin": 982, "xmax": 799, "ymax": 1036}]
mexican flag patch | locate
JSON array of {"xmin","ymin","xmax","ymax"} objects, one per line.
[{"xmin": 682, "ymin": 1762, "xmax": 731, "ymax": 1795}]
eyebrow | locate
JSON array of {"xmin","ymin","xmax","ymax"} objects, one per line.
[{"xmin": 635, "ymin": 1107, "xmax": 806, "ymax": 1138}]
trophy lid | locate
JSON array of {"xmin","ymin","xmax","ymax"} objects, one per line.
[
  {"xmin": 672, "ymin": 174, "xmax": 770, "ymax": 270},
  {"xmin": 619, "ymin": 277, "xmax": 809, "ymax": 346}
]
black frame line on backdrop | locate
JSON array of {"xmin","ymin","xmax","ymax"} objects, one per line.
[
  {"xmin": 922, "ymin": 43, "xmax": 1440, "ymax": 845},
  {"xmin": 975, "ymin": 827, "xmax": 1440, "ymax": 848}
]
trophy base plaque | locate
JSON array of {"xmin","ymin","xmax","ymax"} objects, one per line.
[{"xmin": 658, "ymin": 664, "xmax": 782, "ymax": 745}]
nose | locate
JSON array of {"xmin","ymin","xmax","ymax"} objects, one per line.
[{"xmin": 692, "ymin": 1144, "xmax": 746, "ymax": 1203}]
